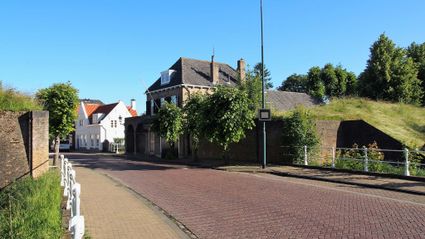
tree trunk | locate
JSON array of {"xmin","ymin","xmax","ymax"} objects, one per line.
[{"xmin": 54, "ymin": 135, "xmax": 60, "ymax": 166}]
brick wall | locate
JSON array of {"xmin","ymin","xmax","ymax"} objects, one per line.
[{"xmin": 0, "ymin": 111, "xmax": 49, "ymax": 189}]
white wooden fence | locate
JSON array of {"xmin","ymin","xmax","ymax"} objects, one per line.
[{"xmin": 60, "ymin": 155, "xmax": 85, "ymax": 239}]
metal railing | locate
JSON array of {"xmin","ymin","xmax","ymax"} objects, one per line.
[
  {"xmin": 60, "ymin": 155, "xmax": 85, "ymax": 239},
  {"xmin": 281, "ymin": 145, "xmax": 425, "ymax": 177}
]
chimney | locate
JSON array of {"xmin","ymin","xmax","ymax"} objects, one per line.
[
  {"xmin": 130, "ymin": 99, "xmax": 136, "ymax": 110},
  {"xmin": 210, "ymin": 55, "xmax": 219, "ymax": 85},
  {"xmin": 237, "ymin": 58, "xmax": 246, "ymax": 83}
]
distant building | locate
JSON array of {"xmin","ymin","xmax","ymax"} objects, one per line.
[
  {"xmin": 76, "ymin": 99, "xmax": 137, "ymax": 151},
  {"xmin": 125, "ymin": 57, "xmax": 318, "ymax": 158}
]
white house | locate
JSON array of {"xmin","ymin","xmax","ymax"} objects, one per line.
[{"xmin": 75, "ymin": 99, "xmax": 137, "ymax": 151}]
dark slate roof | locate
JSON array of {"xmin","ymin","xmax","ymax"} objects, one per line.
[
  {"xmin": 147, "ymin": 57, "xmax": 239, "ymax": 92},
  {"xmin": 79, "ymin": 98, "xmax": 104, "ymax": 105},
  {"xmin": 266, "ymin": 90, "xmax": 320, "ymax": 111}
]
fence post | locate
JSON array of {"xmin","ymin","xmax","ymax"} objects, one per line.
[
  {"xmin": 304, "ymin": 145, "xmax": 308, "ymax": 166},
  {"xmin": 404, "ymin": 148, "xmax": 410, "ymax": 176},
  {"xmin": 331, "ymin": 147, "xmax": 335, "ymax": 168},
  {"xmin": 63, "ymin": 158, "xmax": 69, "ymax": 196},
  {"xmin": 363, "ymin": 146, "xmax": 368, "ymax": 172},
  {"xmin": 60, "ymin": 155, "xmax": 65, "ymax": 186}
]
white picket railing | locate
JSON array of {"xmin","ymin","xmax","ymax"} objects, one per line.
[{"xmin": 60, "ymin": 155, "xmax": 85, "ymax": 239}]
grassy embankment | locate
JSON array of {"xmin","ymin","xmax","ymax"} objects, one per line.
[
  {"xmin": 0, "ymin": 171, "xmax": 63, "ymax": 238},
  {"xmin": 275, "ymin": 97, "xmax": 425, "ymax": 149},
  {"xmin": 0, "ymin": 81, "xmax": 42, "ymax": 111}
]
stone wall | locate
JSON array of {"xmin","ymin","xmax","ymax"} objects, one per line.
[{"xmin": 0, "ymin": 111, "xmax": 49, "ymax": 189}]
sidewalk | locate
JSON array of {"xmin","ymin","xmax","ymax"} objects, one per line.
[
  {"xmin": 73, "ymin": 166, "xmax": 190, "ymax": 239},
  {"xmin": 218, "ymin": 165, "xmax": 425, "ymax": 195}
]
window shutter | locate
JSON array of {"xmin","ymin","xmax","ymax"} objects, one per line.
[{"xmin": 146, "ymin": 101, "xmax": 151, "ymax": 116}]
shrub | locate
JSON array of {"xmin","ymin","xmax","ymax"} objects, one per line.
[{"xmin": 281, "ymin": 107, "xmax": 320, "ymax": 164}]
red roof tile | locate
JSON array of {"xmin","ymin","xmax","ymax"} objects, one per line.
[
  {"xmin": 127, "ymin": 106, "xmax": 138, "ymax": 117},
  {"xmin": 84, "ymin": 104, "xmax": 101, "ymax": 117}
]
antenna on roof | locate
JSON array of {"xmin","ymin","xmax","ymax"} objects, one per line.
[{"xmin": 140, "ymin": 78, "xmax": 160, "ymax": 110}]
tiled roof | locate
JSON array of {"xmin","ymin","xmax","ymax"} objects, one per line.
[
  {"xmin": 127, "ymin": 106, "xmax": 138, "ymax": 117},
  {"xmin": 266, "ymin": 90, "xmax": 320, "ymax": 111},
  {"xmin": 84, "ymin": 104, "xmax": 101, "ymax": 117},
  {"xmin": 147, "ymin": 57, "xmax": 238, "ymax": 92},
  {"xmin": 92, "ymin": 103, "xmax": 118, "ymax": 115}
]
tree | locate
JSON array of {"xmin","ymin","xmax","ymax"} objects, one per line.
[
  {"xmin": 152, "ymin": 102, "xmax": 183, "ymax": 157},
  {"xmin": 183, "ymin": 94, "xmax": 206, "ymax": 160},
  {"xmin": 281, "ymin": 107, "xmax": 319, "ymax": 164},
  {"xmin": 321, "ymin": 63, "xmax": 339, "ymax": 97},
  {"xmin": 239, "ymin": 69, "xmax": 262, "ymax": 111},
  {"xmin": 203, "ymin": 86, "xmax": 255, "ymax": 159},
  {"xmin": 407, "ymin": 42, "xmax": 425, "ymax": 105},
  {"xmin": 306, "ymin": 66, "xmax": 326, "ymax": 100},
  {"xmin": 278, "ymin": 74, "xmax": 308, "ymax": 93},
  {"xmin": 358, "ymin": 33, "xmax": 423, "ymax": 104},
  {"xmin": 36, "ymin": 82, "xmax": 79, "ymax": 165},
  {"xmin": 254, "ymin": 63, "xmax": 273, "ymax": 89},
  {"xmin": 345, "ymin": 71, "xmax": 358, "ymax": 96}
]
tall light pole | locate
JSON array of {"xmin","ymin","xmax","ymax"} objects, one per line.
[{"xmin": 260, "ymin": 0, "xmax": 267, "ymax": 169}]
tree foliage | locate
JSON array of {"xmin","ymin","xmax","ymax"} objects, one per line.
[
  {"xmin": 183, "ymin": 94, "xmax": 206, "ymax": 157},
  {"xmin": 203, "ymin": 86, "xmax": 255, "ymax": 151},
  {"xmin": 36, "ymin": 82, "xmax": 78, "ymax": 164},
  {"xmin": 306, "ymin": 66, "xmax": 326, "ymax": 100},
  {"xmin": 281, "ymin": 107, "xmax": 319, "ymax": 164},
  {"xmin": 277, "ymin": 74, "xmax": 308, "ymax": 93},
  {"xmin": 254, "ymin": 62, "xmax": 273, "ymax": 89},
  {"xmin": 36, "ymin": 82, "xmax": 79, "ymax": 139},
  {"xmin": 358, "ymin": 34, "xmax": 423, "ymax": 105},
  {"xmin": 152, "ymin": 102, "xmax": 183, "ymax": 149},
  {"xmin": 407, "ymin": 41, "xmax": 425, "ymax": 105},
  {"xmin": 239, "ymin": 69, "xmax": 262, "ymax": 111}
]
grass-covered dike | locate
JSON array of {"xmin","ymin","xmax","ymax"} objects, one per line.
[
  {"xmin": 0, "ymin": 81, "xmax": 41, "ymax": 112},
  {"xmin": 0, "ymin": 170, "xmax": 62, "ymax": 239}
]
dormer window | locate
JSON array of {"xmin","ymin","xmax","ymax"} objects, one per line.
[{"xmin": 161, "ymin": 70, "xmax": 176, "ymax": 85}]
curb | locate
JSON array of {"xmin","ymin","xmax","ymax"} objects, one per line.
[{"xmin": 267, "ymin": 170, "xmax": 425, "ymax": 196}]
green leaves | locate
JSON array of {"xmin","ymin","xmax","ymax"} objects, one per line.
[
  {"xmin": 36, "ymin": 82, "xmax": 79, "ymax": 138},
  {"xmin": 358, "ymin": 33, "xmax": 423, "ymax": 105},
  {"xmin": 153, "ymin": 102, "xmax": 183, "ymax": 148}
]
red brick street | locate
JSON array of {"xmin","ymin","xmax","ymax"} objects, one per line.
[{"xmin": 70, "ymin": 154, "xmax": 425, "ymax": 239}]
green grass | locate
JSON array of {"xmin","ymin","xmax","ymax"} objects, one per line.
[
  {"xmin": 0, "ymin": 81, "xmax": 42, "ymax": 111},
  {"xmin": 0, "ymin": 170, "xmax": 63, "ymax": 239},
  {"xmin": 274, "ymin": 97, "xmax": 425, "ymax": 148}
]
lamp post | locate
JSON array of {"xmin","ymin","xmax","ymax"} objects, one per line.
[{"xmin": 260, "ymin": 0, "xmax": 267, "ymax": 169}]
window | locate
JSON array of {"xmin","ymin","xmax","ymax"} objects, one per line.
[
  {"xmin": 171, "ymin": 95, "xmax": 177, "ymax": 105},
  {"xmin": 111, "ymin": 120, "xmax": 114, "ymax": 128},
  {"xmin": 160, "ymin": 98, "xmax": 165, "ymax": 107},
  {"xmin": 114, "ymin": 120, "xmax": 117, "ymax": 128},
  {"xmin": 150, "ymin": 100, "xmax": 155, "ymax": 115},
  {"xmin": 160, "ymin": 70, "xmax": 175, "ymax": 85},
  {"xmin": 79, "ymin": 120, "xmax": 83, "ymax": 126},
  {"xmin": 118, "ymin": 116, "xmax": 122, "ymax": 124}
]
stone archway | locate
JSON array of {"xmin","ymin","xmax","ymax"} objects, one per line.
[
  {"xmin": 136, "ymin": 123, "xmax": 146, "ymax": 154},
  {"xmin": 125, "ymin": 125, "xmax": 135, "ymax": 153}
]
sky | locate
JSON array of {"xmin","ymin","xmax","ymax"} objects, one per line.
[{"xmin": 1, "ymin": 0, "xmax": 424, "ymax": 114}]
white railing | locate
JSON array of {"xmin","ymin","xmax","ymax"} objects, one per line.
[
  {"xmin": 281, "ymin": 146, "xmax": 425, "ymax": 177},
  {"xmin": 60, "ymin": 155, "xmax": 85, "ymax": 239}
]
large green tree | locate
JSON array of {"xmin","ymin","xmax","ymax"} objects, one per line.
[
  {"xmin": 407, "ymin": 41, "xmax": 425, "ymax": 105},
  {"xmin": 306, "ymin": 66, "xmax": 326, "ymax": 100},
  {"xmin": 254, "ymin": 62, "xmax": 273, "ymax": 89},
  {"xmin": 358, "ymin": 34, "xmax": 423, "ymax": 104},
  {"xmin": 321, "ymin": 63, "xmax": 339, "ymax": 97},
  {"xmin": 36, "ymin": 82, "xmax": 79, "ymax": 165},
  {"xmin": 239, "ymin": 69, "xmax": 262, "ymax": 110},
  {"xmin": 203, "ymin": 86, "xmax": 255, "ymax": 158},
  {"xmin": 183, "ymin": 94, "xmax": 206, "ymax": 160},
  {"xmin": 278, "ymin": 74, "xmax": 308, "ymax": 93},
  {"xmin": 153, "ymin": 102, "xmax": 184, "ymax": 157}
]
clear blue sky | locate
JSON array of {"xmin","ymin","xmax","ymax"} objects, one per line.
[{"xmin": 1, "ymin": 0, "xmax": 424, "ymax": 114}]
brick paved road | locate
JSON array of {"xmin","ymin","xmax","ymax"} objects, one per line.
[{"xmin": 70, "ymin": 155, "xmax": 425, "ymax": 239}]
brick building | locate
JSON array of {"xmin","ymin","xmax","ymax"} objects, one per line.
[{"xmin": 125, "ymin": 57, "xmax": 318, "ymax": 159}]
